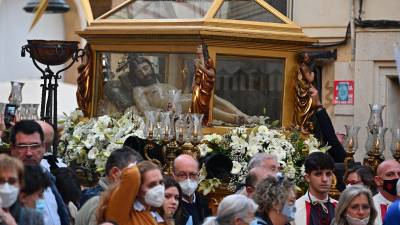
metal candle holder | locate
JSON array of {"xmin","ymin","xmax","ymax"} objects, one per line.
[
  {"xmin": 366, "ymin": 138, "xmax": 383, "ymax": 173},
  {"xmin": 21, "ymin": 40, "xmax": 84, "ymax": 156},
  {"xmin": 344, "ymin": 139, "xmax": 355, "ymax": 170},
  {"xmin": 343, "ymin": 125, "xmax": 360, "ymax": 170},
  {"xmin": 390, "ymin": 128, "xmax": 400, "ymax": 162}
]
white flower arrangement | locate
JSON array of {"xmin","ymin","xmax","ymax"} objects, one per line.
[
  {"xmin": 198, "ymin": 125, "xmax": 330, "ymax": 194},
  {"xmin": 58, "ymin": 110, "xmax": 144, "ymax": 182},
  {"xmin": 58, "ymin": 110, "xmax": 329, "ymax": 191}
]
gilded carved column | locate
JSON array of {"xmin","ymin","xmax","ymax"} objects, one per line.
[{"xmin": 76, "ymin": 44, "xmax": 93, "ymax": 116}]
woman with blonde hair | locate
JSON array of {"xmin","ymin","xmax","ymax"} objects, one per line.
[
  {"xmin": 332, "ymin": 185, "xmax": 377, "ymax": 225},
  {"xmin": 202, "ymin": 194, "xmax": 258, "ymax": 225},
  {"xmin": 97, "ymin": 160, "xmax": 164, "ymax": 225},
  {"xmin": 0, "ymin": 154, "xmax": 44, "ymax": 225}
]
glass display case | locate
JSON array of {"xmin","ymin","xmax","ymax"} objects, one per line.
[
  {"xmin": 99, "ymin": 52, "xmax": 196, "ymax": 116},
  {"xmin": 77, "ymin": 0, "xmax": 315, "ymax": 127}
]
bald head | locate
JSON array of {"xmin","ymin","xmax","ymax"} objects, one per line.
[
  {"xmin": 173, "ymin": 154, "xmax": 199, "ymax": 172},
  {"xmin": 375, "ymin": 160, "xmax": 400, "ymax": 200},
  {"xmin": 36, "ymin": 120, "xmax": 54, "ymax": 151},
  {"xmin": 376, "ymin": 160, "xmax": 400, "ymax": 177},
  {"xmin": 173, "ymin": 154, "xmax": 200, "ymax": 186}
]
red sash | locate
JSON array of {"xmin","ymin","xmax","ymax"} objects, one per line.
[
  {"xmin": 380, "ymin": 204, "xmax": 388, "ymax": 223},
  {"xmin": 305, "ymin": 201, "xmax": 337, "ymax": 225}
]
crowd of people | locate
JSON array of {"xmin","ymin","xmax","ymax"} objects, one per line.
[{"xmin": 1, "ymin": 118, "xmax": 400, "ymax": 225}]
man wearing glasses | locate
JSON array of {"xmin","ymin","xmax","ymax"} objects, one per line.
[
  {"xmin": 173, "ymin": 154, "xmax": 211, "ymax": 225},
  {"xmin": 10, "ymin": 120, "xmax": 70, "ymax": 225}
]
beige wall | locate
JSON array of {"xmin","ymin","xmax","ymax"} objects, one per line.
[
  {"xmin": 293, "ymin": 0, "xmax": 349, "ymax": 41},
  {"xmin": 362, "ymin": 0, "xmax": 400, "ymax": 20}
]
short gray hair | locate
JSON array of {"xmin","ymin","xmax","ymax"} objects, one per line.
[
  {"xmin": 248, "ymin": 153, "xmax": 278, "ymax": 170},
  {"xmin": 333, "ymin": 185, "xmax": 377, "ymax": 225},
  {"xmin": 253, "ymin": 176, "xmax": 294, "ymax": 213},
  {"xmin": 202, "ymin": 194, "xmax": 258, "ymax": 225}
]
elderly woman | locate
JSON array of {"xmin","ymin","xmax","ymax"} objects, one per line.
[
  {"xmin": 332, "ymin": 185, "xmax": 377, "ymax": 225},
  {"xmin": 202, "ymin": 194, "xmax": 258, "ymax": 225},
  {"xmin": 0, "ymin": 154, "xmax": 44, "ymax": 225},
  {"xmin": 253, "ymin": 176, "xmax": 296, "ymax": 225}
]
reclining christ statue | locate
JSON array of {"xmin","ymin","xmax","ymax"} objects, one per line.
[{"xmin": 104, "ymin": 48, "xmax": 258, "ymax": 125}]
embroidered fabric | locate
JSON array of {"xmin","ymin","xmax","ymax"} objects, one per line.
[{"xmin": 307, "ymin": 192, "xmax": 334, "ymax": 225}]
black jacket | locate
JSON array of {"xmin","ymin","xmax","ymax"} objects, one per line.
[
  {"xmin": 174, "ymin": 192, "xmax": 211, "ymax": 225},
  {"xmin": 314, "ymin": 108, "xmax": 346, "ymax": 163},
  {"xmin": 255, "ymin": 212, "xmax": 290, "ymax": 225}
]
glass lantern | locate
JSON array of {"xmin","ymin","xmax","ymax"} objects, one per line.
[
  {"xmin": 160, "ymin": 111, "xmax": 173, "ymax": 140},
  {"xmin": 344, "ymin": 125, "xmax": 360, "ymax": 152},
  {"xmin": 390, "ymin": 128, "xmax": 400, "ymax": 156},
  {"xmin": 9, "ymin": 81, "xmax": 24, "ymax": 107},
  {"xmin": 144, "ymin": 110, "xmax": 157, "ymax": 139}
]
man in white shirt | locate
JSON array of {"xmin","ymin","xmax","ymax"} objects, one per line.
[
  {"xmin": 373, "ymin": 160, "xmax": 400, "ymax": 225},
  {"xmin": 295, "ymin": 152, "xmax": 337, "ymax": 225}
]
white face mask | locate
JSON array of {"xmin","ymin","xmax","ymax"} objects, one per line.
[
  {"xmin": 346, "ymin": 214, "xmax": 369, "ymax": 225},
  {"xmin": 0, "ymin": 183, "xmax": 19, "ymax": 208},
  {"xmin": 179, "ymin": 179, "xmax": 198, "ymax": 197},
  {"xmin": 145, "ymin": 185, "xmax": 165, "ymax": 207}
]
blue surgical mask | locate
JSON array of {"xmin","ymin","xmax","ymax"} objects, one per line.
[
  {"xmin": 249, "ymin": 219, "xmax": 258, "ymax": 225},
  {"xmin": 35, "ymin": 198, "xmax": 46, "ymax": 213},
  {"xmin": 281, "ymin": 203, "xmax": 296, "ymax": 222}
]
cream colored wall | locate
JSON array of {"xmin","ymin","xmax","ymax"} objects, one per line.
[
  {"xmin": 293, "ymin": 0, "xmax": 349, "ymax": 41},
  {"xmin": 293, "ymin": 0, "xmax": 400, "ymax": 38},
  {"xmin": 361, "ymin": 0, "xmax": 400, "ymax": 20},
  {"xmin": 293, "ymin": 0, "xmax": 400, "ymax": 161}
]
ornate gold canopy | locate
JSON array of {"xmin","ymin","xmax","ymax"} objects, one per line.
[{"xmin": 77, "ymin": 0, "xmax": 316, "ymax": 128}]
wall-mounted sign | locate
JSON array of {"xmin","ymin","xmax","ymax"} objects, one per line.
[{"xmin": 334, "ymin": 80, "xmax": 354, "ymax": 105}]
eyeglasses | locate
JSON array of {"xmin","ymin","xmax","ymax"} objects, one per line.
[
  {"xmin": 346, "ymin": 180, "xmax": 362, "ymax": 185},
  {"xmin": 349, "ymin": 204, "xmax": 370, "ymax": 212},
  {"xmin": 174, "ymin": 172, "xmax": 199, "ymax": 180},
  {"xmin": 0, "ymin": 177, "xmax": 18, "ymax": 185},
  {"xmin": 14, "ymin": 143, "xmax": 42, "ymax": 151}
]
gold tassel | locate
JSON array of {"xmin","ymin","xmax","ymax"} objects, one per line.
[{"xmin": 29, "ymin": 0, "xmax": 49, "ymax": 31}]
